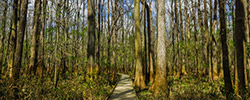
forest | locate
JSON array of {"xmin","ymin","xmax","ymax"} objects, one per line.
[{"xmin": 0, "ymin": 0, "xmax": 250, "ymax": 99}]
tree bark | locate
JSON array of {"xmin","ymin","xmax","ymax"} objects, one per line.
[
  {"xmin": 9, "ymin": 0, "xmax": 18, "ymax": 98},
  {"xmin": 235, "ymin": 0, "xmax": 248, "ymax": 98},
  {"xmin": 134, "ymin": 0, "xmax": 147, "ymax": 90},
  {"xmin": 37, "ymin": 0, "xmax": 47, "ymax": 78},
  {"xmin": 148, "ymin": 0, "xmax": 154, "ymax": 83},
  {"xmin": 13, "ymin": 0, "xmax": 28, "ymax": 80},
  {"xmin": 9, "ymin": 0, "xmax": 18, "ymax": 80},
  {"xmin": 29, "ymin": 0, "xmax": 41, "ymax": 75},
  {"xmin": 219, "ymin": 0, "xmax": 234, "ymax": 99},
  {"xmin": 0, "ymin": 0, "xmax": 8, "ymax": 75},
  {"xmin": 153, "ymin": 0, "xmax": 167, "ymax": 97},
  {"xmin": 87, "ymin": 0, "xmax": 96, "ymax": 80}
]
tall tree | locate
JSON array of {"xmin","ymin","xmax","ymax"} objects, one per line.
[
  {"xmin": 29, "ymin": 0, "xmax": 41, "ymax": 75},
  {"xmin": 211, "ymin": 0, "xmax": 218, "ymax": 80},
  {"xmin": 97, "ymin": 0, "xmax": 101, "ymax": 74},
  {"xmin": 8, "ymin": 0, "xmax": 18, "ymax": 98},
  {"xmin": 9, "ymin": 0, "xmax": 18, "ymax": 79},
  {"xmin": 247, "ymin": 0, "xmax": 250, "ymax": 82},
  {"xmin": 204, "ymin": 0, "xmax": 210, "ymax": 79},
  {"xmin": 148, "ymin": 0, "xmax": 154, "ymax": 83},
  {"xmin": 142, "ymin": 0, "xmax": 147, "ymax": 84},
  {"xmin": 87, "ymin": 0, "xmax": 96, "ymax": 80},
  {"xmin": 107, "ymin": 0, "xmax": 111, "ymax": 73},
  {"xmin": 37, "ymin": 0, "xmax": 47, "ymax": 78},
  {"xmin": 173, "ymin": 0, "xmax": 178, "ymax": 76},
  {"xmin": 153, "ymin": 0, "xmax": 167, "ymax": 97},
  {"xmin": 134, "ymin": 0, "xmax": 147, "ymax": 90},
  {"xmin": 235, "ymin": 0, "xmax": 248, "ymax": 98},
  {"xmin": 13, "ymin": 0, "xmax": 29, "ymax": 80},
  {"xmin": 219, "ymin": 0, "xmax": 234, "ymax": 99},
  {"xmin": 0, "ymin": 0, "xmax": 8, "ymax": 75}
]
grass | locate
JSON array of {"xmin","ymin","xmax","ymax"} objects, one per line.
[
  {"xmin": 0, "ymin": 72, "xmax": 119, "ymax": 99},
  {"xmin": 137, "ymin": 75, "xmax": 250, "ymax": 100}
]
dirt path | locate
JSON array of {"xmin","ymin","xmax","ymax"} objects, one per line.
[{"xmin": 109, "ymin": 74, "xmax": 136, "ymax": 100}]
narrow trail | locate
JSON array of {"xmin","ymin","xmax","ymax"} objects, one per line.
[{"xmin": 109, "ymin": 74, "xmax": 136, "ymax": 100}]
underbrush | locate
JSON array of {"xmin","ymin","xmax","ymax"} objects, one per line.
[
  {"xmin": 137, "ymin": 75, "xmax": 250, "ymax": 100},
  {"xmin": 0, "ymin": 72, "xmax": 119, "ymax": 99}
]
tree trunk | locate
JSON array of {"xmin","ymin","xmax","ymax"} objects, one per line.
[
  {"xmin": 9, "ymin": 0, "xmax": 18, "ymax": 98},
  {"xmin": 134, "ymin": 0, "xmax": 147, "ymax": 90},
  {"xmin": 212, "ymin": 0, "xmax": 219, "ymax": 80},
  {"xmin": 246, "ymin": 0, "xmax": 250, "ymax": 82},
  {"xmin": 153, "ymin": 0, "xmax": 167, "ymax": 97},
  {"xmin": 219, "ymin": 0, "xmax": 234, "ymax": 99},
  {"xmin": 148, "ymin": 0, "xmax": 154, "ymax": 83},
  {"xmin": 107, "ymin": 0, "xmax": 111, "ymax": 74},
  {"xmin": 29, "ymin": 0, "xmax": 41, "ymax": 75},
  {"xmin": 235, "ymin": 0, "xmax": 248, "ymax": 98},
  {"xmin": 9, "ymin": 0, "xmax": 18, "ymax": 80},
  {"xmin": 97, "ymin": 0, "xmax": 101, "ymax": 76},
  {"xmin": 0, "ymin": 0, "xmax": 8, "ymax": 75},
  {"xmin": 173, "ymin": 0, "xmax": 178, "ymax": 77},
  {"xmin": 37, "ymin": 0, "xmax": 47, "ymax": 78},
  {"xmin": 248, "ymin": 0, "xmax": 250, "ymax": 82},
  {"xmin": 87, "ymin": 0, "xmax": 96, "ymax": 80},
  {"xmin": 13, "ymin": 0, "xmax": 28, "ymax": 80},
  {"xmin": 54, "ymin": 0, "xmax": 62, "ymax": 88}
]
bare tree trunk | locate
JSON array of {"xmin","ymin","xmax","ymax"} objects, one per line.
[
  {"xmin": 193, "ymin": 0, "xmax": 199, "ymax": 77},
  {"xmin": 9, "ymin": 0, "xmax": 18, "ymax": 98},
  {"xmin": 153, "ymin": 0, "xmax": 167, "ymax": 97},
  {"xmin": 29, "ymin": 0, "xmax": 41, "ymax": 75},
  {"xmin": 54, "ymin": 0, "xmax": 62, "ymax": 88},
  {"xmin": 134, "ymin": 0, "xmax": 147, "ymax": 90},
  {"xmin": 198, "ymin": 0, "xmax": 203, "ymax": 77},
  {"xmin": 211, "ymin": 0, "xmax": 219, "ymax": 81},
  {"xmin": 97, "ymin": 0, "xmax": 101, "ymax": 76},
  {"xmin": 148, "ymin": 0, "xmax": 154, "ymax": 83},
  {"xmin": 87, "ymin": 0, "xmax": 96, "ymax": 80},
  {"xmin": 173, "ymin": 0, "xmax": 178, "ymax": 77},
  {"xmin": 219, "ymin": 0, "xmax": 234, "ymax": 99},
  {"xmin": 204, "ymin": 0, "xmax": 210, "ymax": 80},
  {"xmin": 37, "ymin": 0, "xmax": 47, "ymax": 78},
  {"xmin": 235, "ymin": 0, "xmax": 248, "ymax": 98},
  {"xmin": 246, "ymin": 0, "xmax": 250, "ymax": 82},
  {"xmin": 107, "ymin": 0, "xmax": 111, "ymax": 74},
  {"xmin": 13, "ymin": 0, "xmax": 28, "ymax": 80},
  {"xmin": 0, "ymin": 0, "xmax": 8, "ymax": 75},
  {"xmin": 9, "ymin": 0, "xmax": 18, "ymax": 80}
]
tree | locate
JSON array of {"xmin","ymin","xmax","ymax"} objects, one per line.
[
  {"xmin": 9, "ymin": 0, "xmax": 18, "ymax": 80},
  {"xmin": 54, "ymin": 0, "xmax": 62, "ymax": 88},
  {"xmin": 134, "ymin": 0, "xmax": 147, "ymax": 90},
  {"xmin": 153, "ymin": 0, "xmax": 167, "ymax": 97},
  {"xmin": 211, "ymin": 0, "xmax": 218, "ymax": 80},
  {"xmin": 29, "ymin": 0, "xmax": 41, "ymax": 75},
  {"xmin": 13, "ymin": 0, "xmax": 28, "ymax": 80},
  {"xmin": 0, "ymin": 0, "xmax": 8, "ymax": 75},
  {"xmin": 219, "ymin": 0, "xmax": 234, "ymax": 99},
  {"xmin": 87, "ymin": 0, "xmax": 96, "ymax": 80},
  {"xmin": 204, "ymin": 0, "xmax": 210, "ymax": 79},
  {"xmin": 8, "ymin": 0, "xmax": 18, "ymax": 98},
  {"xmin": 148, "ymin": 0, "xmax": 154, "ymax": 83},
  {"xmin": 235, "ymin": 0, "xmax": 248, "ymax": 98},
  {"xmin": 97, "ymin": 0, "xmax": 101, "ymax": 75},
  {"xmin": 37, "ymin": 0, "xmax": 47, "ymax": 78}
]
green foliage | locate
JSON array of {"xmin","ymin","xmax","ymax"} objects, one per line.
[
  {"xmin": 0, "ymin": 72, "xmax": 118, "ymax": 99},
  {"xmin": 137, "ymin": 76, "xmax": 228, "ymax": 100}
]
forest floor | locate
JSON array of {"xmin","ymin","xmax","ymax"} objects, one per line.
[
  {"xmin": 136, "ymin": 75, "xmax": 250, "ymax": 100},
  {"xmin": 0, "ymin": 72, "xmax": 119, "ymax": 99}
]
